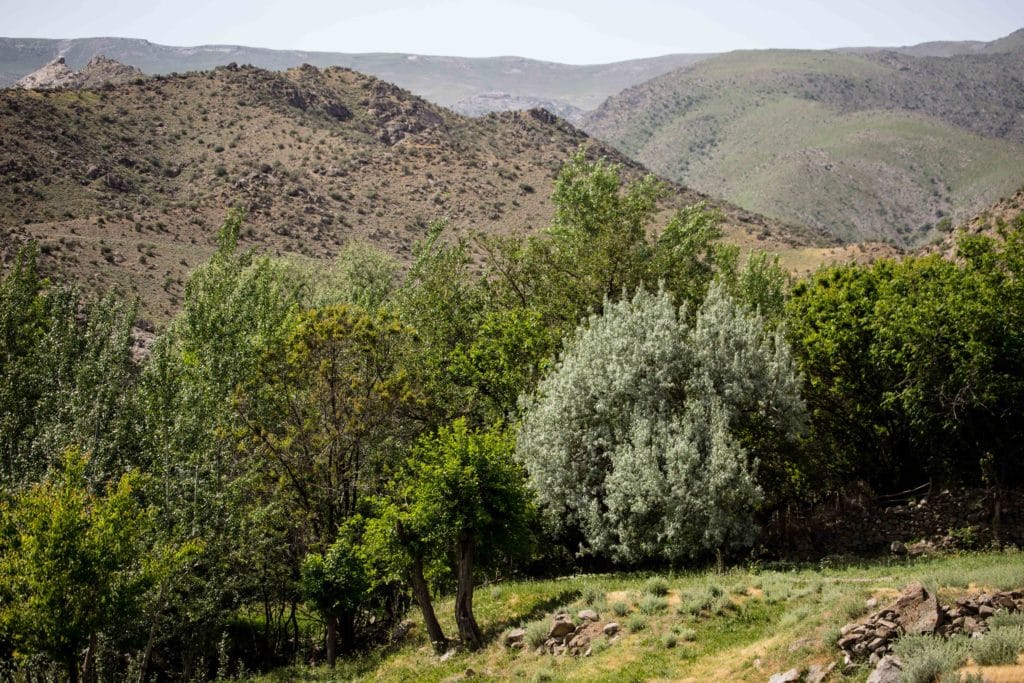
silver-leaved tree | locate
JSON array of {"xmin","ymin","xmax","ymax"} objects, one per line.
[{"xmin": 517, "ymin": 282, "xmax": 805, "ymax": 567}]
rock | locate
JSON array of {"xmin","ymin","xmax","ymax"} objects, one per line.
[
  {"xmin": 768, "ymin": 668, "xmax": 801, "ymax": 683},
  {"xmin": 603, "ymin": 622, "xmax": 620, "ymax": 636},
  {"xmin": 866, "ymin": 655, "xmax": 903, "ymax": 683},
  {"xmin": 504, "ymin": 627, "xmax": 526, "ymax": 646},
  {"xmin": 894, "ymin": 582, "xmax": 943, "ymax": 634},
  {"xmin": 978, "ymin": 604, "xmax": 996, "ymax": 618},
  {"xmin": 578, "ymin": 609, "xmax": 599, "ymax": 622},
  {"xmin": 463, "ymin": 668, "xmax": 476, "ymax": 678},
  {"xmin": 890, "ymin": 541, "xmax": 907, "ymax": 555},
  {"xmin": 805, "ymin": 662, "xmax": 835, "ymax": 683},
  {"xmin": 391, "ymin": 619, "xmax": 415, "ymax": 644},
  {"xmin": 868, "ymin": 637, "xmax": 887, "ymax": 651},
  {"xmin": 865, "ymin": 597, "xmax": 878, "ymax": 609},
  {"xmin": 439, "ymin": 649, "xmax": 457, "ymax": 662},
  {"xmin": 548, "ymin": 616, "xmax": 575, "ymax": 639},
  {"xmin": 568, "ymin": 634, "xmax": 589, "ymax": 649}
]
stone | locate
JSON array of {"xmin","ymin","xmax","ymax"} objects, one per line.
[
  {"xmin": 805, "ymin": 662, "xmax": 835, "ymax": 683},
  {"xmin": 568, "ymin": 634, "xmax": 589, "ymax": 649},
  {"xmin": 890, "ymin": 541, "xmax": 907, "ymax": 555},
  {"xmin": 868, "ymin": 637, "xmax": 887, "ymax": 651},
  {"xmin": 548, "ymin": 616, "xmax": 575, "ymax": 639},
  {"xmin": 603, "ymin": 622, "xmax": 620, "ymax": 636},
  {"xmin": 768, "ymin": 668, "xmax": 801, "ymax": 683},
  {"xmin": 866, "ymin": 655, "xmax": 903, "ymax": 683},
  {"xmin": 978, "ymin": 604, "xmax": 996, "ymax": 618},
  {"xmin": 893, "ymin": 582, "xmax": 943, "ymax": 634},
  {"xmin": 439, "ymin": 649, "xmax": 458, "ymax": 662},
  {"xmin": 504, "ymin": 627, "xmax": 526, "ymax": 646},
  {"xmin": 578, "ymin": 609, "xmax": 599, "ymax": 622},
  {"xmin": 865, "ymin": 597, "xmax": 879, "ymax": 609}
]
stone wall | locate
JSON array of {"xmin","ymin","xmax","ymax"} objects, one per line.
[{"xmin": 761, "ymin": 486, "xmax": 1024, "ymax": 558}]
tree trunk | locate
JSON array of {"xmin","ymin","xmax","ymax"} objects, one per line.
[
  {"xmin": 338, "ymin": 609, "xmax": 356, "ymax": 655},
  {"xmin": 326, "ymin": 615, "xmax": 338, "ymax": 667},
  {"xmin": 454, "ymin": 534, "xmax": 484, "ymax": 651},
  {"xmin": 81, "ymin": 632, "xmax": 96, "ymax": 683},
  {"xmin": 409, "ymin": 552, "xmax": 447, "ymax": 653},
  {"xmin": 67, "ymin": 656, "xmax": 79, "ymax": 683},
  {"xmin": 715, "ymin": 547, "xmax": 724, "ymax": 574}
]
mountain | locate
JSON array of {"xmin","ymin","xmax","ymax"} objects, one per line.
[
  {"xmin": 0, "ymin": 63, "xmax": 823, "ymax": 322},
  {"xmin": 583, "ymin": 32, "xmax": 1024, "ymax": 246},
  {"xmin": 0, "ymin": 37, "xmax": 709, "ymax": 116}
]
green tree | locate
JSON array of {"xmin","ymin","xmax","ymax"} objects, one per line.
[
  {"xmin": 0, "ymin": 244, "xmax": 138, "ymax": 489},
  {"xmin": 0, "ymin": 450, "xmax": 151, "ymax": 682},
  {"xmin": 399, "ymin": 419, "xmax": 533, "ymax": 650}
]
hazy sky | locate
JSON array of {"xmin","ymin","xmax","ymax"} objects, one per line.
[{"xmin": 3, "ymin": 0, "xmax": 1022, "ymax": 63}]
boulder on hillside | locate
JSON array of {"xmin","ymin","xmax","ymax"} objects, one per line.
[{"xmin": 894, "ymin": 581, "xmax": 943, "ymax": 634}]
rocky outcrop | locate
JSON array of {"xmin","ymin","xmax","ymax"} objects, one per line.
[
  {"xmin": 366, "ymin": 81, "xmax": 443, "ymax": 145},
  {"xmin": 14, "ymin": 55, "xmax": 142, "ymax": 90},
  {"xmin": 14, "ymin": 57, "xmax": 77, "ymax": 89},
  {"xmin": 838, "ymin": 582, "xmax": 1024, "ymax": 669}
]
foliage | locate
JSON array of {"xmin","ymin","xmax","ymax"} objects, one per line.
[
  {"xmin": 0, "ymin": 244, "xmax": 138, "ymax": 489},
  {"xmin": 0, "ymin": 450, "xmax": 151, "ymax": 680},
  {"xmin": 892, "ymin": 634, "xmax": 970, "ymax": 683},
  {"xmin": 517, "ymin": 283, "xmax": 804, "ymax": 563},
  {"xmin": 971, "ymin": 625, "xmax": 1024, "ymax": 665},
  {"xmin": 787, "ymin": 220, "xmax": 1024, "ymax": 491}
]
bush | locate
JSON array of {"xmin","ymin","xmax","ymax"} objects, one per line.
[
  {"xmin": 638, "ymin": 595, "xmax": 668, "ymax": 615},
  {"xmin": 989, "ymin": 612, "xmax": 1024, "ymax": 629},
  {"xmin": 971, "ymin": 626, "xmax": 1024, "ymax": 666},
  {"xmin": 644, "ymin": 576, "xmax": 670, "ymax": 597},
  {"xmin": 893, "ymin": 635, "xmax": 969, "ymax": 683},
  {"xmin": 626, "ymin": 614, "xmax": 647, "ymax": 632},
  {"xmin": 611, "ymin": 601, "xmax": 630, "ymax": 617},
  {"xmin": 525, "ymin": 620, "xmax": 548, "ymax": 648},
  {"xmin": 661, "ymin": 633, "xmax": 677, "ymax": 649}
]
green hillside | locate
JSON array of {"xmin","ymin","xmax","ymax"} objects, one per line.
[{"xmin": 584, "ymin": 47, "xmax": 1024, "ymax": 245}]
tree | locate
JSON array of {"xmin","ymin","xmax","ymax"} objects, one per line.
[
  {"xmin": 0, "ymin": 244, "xmax": 138, "ymax": 489},
  {"xmin": 299, "ymin": 521, "xmax": 369, "ymax": 666},
  {"xmin": 787, "ymin": 223, "xmax": 1024, "ymax": 493},
  {"xmin": 398, "ymin": 419, "xmax": 533, "ymax": 650},
  {"xmin": 0, "ymin": 450, "xmax": 151, "ymax": 682},
  {"xmin": 234, "ymin": 304, "xmax": 418, "ymax": 657},
  {"xmin": 517, "ymin": 283, "xmax": 804, "ymax": 564}
]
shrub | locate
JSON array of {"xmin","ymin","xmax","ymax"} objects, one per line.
[
  {"xmin": 661, "ymin": 633, "xmax": 678, "ymax": 649},
  {"xmin": 525, "ymin": 620, "xmax": 548, "ymax": 648},
  {"xmin": 626, "ymin": 614, "xmax": 647, "ymax": 632},
  {"xmin": 893, "ymin": 635, "xmax": 969, "ymax": 683},
  {"xmin": 644, "ymin": 576, "xmax": 670, "ymax": 597},
  {"xmin": 611, "ymin": 601, "xmax": 630, "ymax": 617},
  {"xmin": 638, "ymin": 595, "xmax": 668, "ymax": 615},
  {"xmin": 989, "ymin": 612, "xmax": 1024, "ymax": 629},
  {"xmin": 971, "ymin": 626, "xmax": 1024, "ymax": 666}
]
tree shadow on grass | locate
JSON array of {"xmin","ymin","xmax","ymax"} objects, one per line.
[{"xmin": 483, "ymin": 588, "xmax": 582, "ymax": 641}]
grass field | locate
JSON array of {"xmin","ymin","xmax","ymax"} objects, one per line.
[{"xmin": 245, "ymin": 549, "xmax": 1024, "ymax": 682}]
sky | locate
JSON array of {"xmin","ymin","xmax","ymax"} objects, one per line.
[{"xmin": 3, "ymin": 0, "xmax": 1023, "ymax": 64}]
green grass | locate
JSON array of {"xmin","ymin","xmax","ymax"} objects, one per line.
[{"xmin": 244, "ymin": 549, "xmax": 1024, "ymax": 682}]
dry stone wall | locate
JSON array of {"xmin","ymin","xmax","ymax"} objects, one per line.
[{"xmin": 762, "ymin": 486, "xmax": 1024, "ymax": 558}]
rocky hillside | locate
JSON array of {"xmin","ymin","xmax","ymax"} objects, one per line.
[
  {"xmin": 583, "ymin": 31, "xmax": 1024, "ymax": 247},
  {"xmin": 0, "ymin": 63, "xmax": 821, "ymax": 322}
]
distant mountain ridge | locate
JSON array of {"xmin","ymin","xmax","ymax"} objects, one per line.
[{"xmin": 0, "ymin": 36, "xmax": 708, "ymax": 116}]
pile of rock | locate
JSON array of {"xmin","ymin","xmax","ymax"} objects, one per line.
[
  {"xmin": 838, "ymin": 581, "xmax": 1024, "ymax": 669},
  {"xmin": 504, "ymin": 609, "xmax": 613, "ymax": 657}
]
